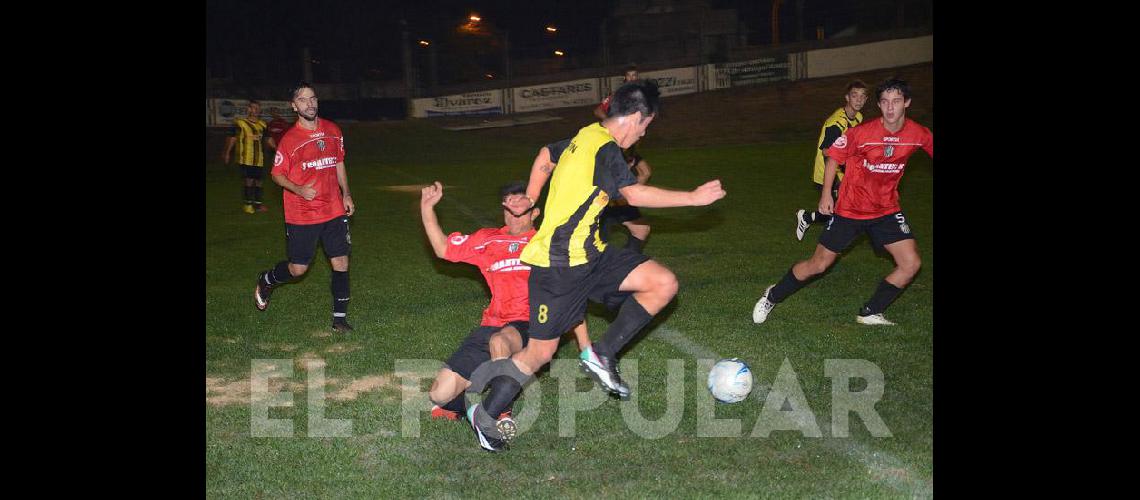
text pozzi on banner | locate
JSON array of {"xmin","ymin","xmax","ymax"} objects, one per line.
[{"xmin": 608, "ymin": 67, "xmax": 699, "ymax": 98}]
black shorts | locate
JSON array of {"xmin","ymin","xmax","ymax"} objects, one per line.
[
  {"xmin": 526, "ymin": 247, "xmax": 651, "ymax": 340},
  {"xmin": 445, "ymin": 321, "xmax": 530, "ymax": 380},
  {"xmin": 818, "ymin": 211, "xmax": 916, "ymax": 253},
  {"xmin": 285, "ymin": 215, "xmax": 351, "ymax": 265},
  {"xmin": 240, "ymin": 164, "xmax": 265, "ymax": 180},
  {"xmin": 813, "ymin": 178, "xmax": 842, "ymax": 202}
]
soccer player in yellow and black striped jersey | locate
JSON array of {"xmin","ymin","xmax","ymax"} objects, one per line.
[
  {"xmin": 464, "ymin": 80, "xmax": 726, "ymax": 451},
  {"xmin": 223, "ymin": 100, "xmax": 270, "ymax": 214},
  {"xmin": 795, "ymin": 81, "xmax": 868, "ymax": 240}
]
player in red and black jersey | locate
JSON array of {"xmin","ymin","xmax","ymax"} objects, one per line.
[
  {"xmin": 253, "ymin": 83, "xmax": 357, "ymax": 333},
  {"xmin": 754, "ymin": 78, "xmax": 933, "ymax": 326},
  {"xmin": 419, "ymin": 181, "xmax": 537, "ymax": 429},
  {"xmin": 421, "ymin": 180, "xmax": 595, "ymax": 451}
]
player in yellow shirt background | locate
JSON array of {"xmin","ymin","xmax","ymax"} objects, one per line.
[
  {"xmin": 795, "ymin": 81, "xmax": 868, "ymax": 240},
  {"xmin": 223, "ymin": 100, "xmax": 270, "ymax": 214}
]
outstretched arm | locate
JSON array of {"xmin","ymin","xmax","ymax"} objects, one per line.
[
  {"xmin": 619, "ymin": 180, "xmax": 726, "ymax": 208},
  {"xmin": 420, "ymin": 181, "xmax": 449, "ymax": 259}
]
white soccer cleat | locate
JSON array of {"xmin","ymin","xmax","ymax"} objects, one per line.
[
  {"xmin": 467, "ymin": 404, "xmax": 508, "ymax": 452},
  {"xmin": 856, "ymin": 313, "xmax": 896, "ymax": 326},
  {"xmin": 579, "ymin": 352, "xmax": 631, "ymax": 400},
  {"xmin": 752, "ymin": 285, "xmax": 777, "ymax": 324},
  {"xmin": 795, "ymin": 209, "xmax": 809, "ymax": 241}
]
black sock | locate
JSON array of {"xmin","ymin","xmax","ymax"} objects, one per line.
[
  {"xmin": 595, "ymin": 297, "xmax": 654, "ymax": 358},
  {"xmin": 466, "ymin": 358, "xmax": 533, "ymax": 416},
  {"xmin": 266, "ymin": 261, "xmax": 294, "ymax": 286},
  {"xmin": 769, "ymin": 267, "xmax": 807, "ymax": 303},
  {"xmin": 441, "ymin": 393, "xmax": 467, "ymax": 413},
  {"xmin": 624, "ymin": 235, "xmax": 645, "ymax": 253},
  {"xmin": 253, "ymin": 186, "xmax": 263, "ymax": 204},
  {"xmin": 482, "ymin": 375, "xmax": 522, "ymax": 418},
  {"xmin": 815, "ymin": 213, "xmax": 831, "ymax": 225},
  {"xmin": 860, "ymin": 280, "xmax": 903, "ymax": 316},
  {"xmin": 243, "ymin": 186, "xmax": 253, "ymax": 204},
  {"xmin": 331, "ymin": 270, "xmax": 350, "ymax": 320},
  {"xmin": 806, "ymin": 210, "xmax": 817, "ymax": 223}
]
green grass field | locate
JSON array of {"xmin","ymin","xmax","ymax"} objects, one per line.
[{"xmin": 206, "ymin": 93, "xmax": 934, "ymax": 497}]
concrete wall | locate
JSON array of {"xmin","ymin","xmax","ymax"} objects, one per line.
[{"xmin": 805, "ymin": 35, "xmax": 932, "ymax": 79}]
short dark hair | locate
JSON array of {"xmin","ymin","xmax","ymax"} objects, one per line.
[
  {"xmin": 875, "ymin": 78, "xmax": 911, "ymax": 101},
  {"xmin": 499, "ymin": 181, "xmax": 527, "ymax": 200},
  {"xmin": 289, "ymin": 82, "xmax": 316, "ymax": 100},
  {"xmin": 607, "ymin": 79, "xmax": 660, "ymax": 119},
  {"xmin": 624, "ymin": 64, "xmax": 638, "ymax": 74},
  {"xmin": 846, "ymin": 80, "xmax": 867, "ymax": 93}
]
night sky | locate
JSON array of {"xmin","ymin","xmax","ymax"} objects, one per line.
[
  {"xmin": 207, "ymin": 0, "xmax": 618, "ymax": 82},
  {"xmin": 207, "ymin": 1, "xmax": 910, "ymax": 84}
]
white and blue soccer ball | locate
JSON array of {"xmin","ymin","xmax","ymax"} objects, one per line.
[{"xmin": 707, "ymin": 358, "xmax": 753, "ymax": 403}]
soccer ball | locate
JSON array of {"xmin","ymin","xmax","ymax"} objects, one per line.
[{"xmin": 707, "ymin": 358, "xmax": 753, "ymax": 403}]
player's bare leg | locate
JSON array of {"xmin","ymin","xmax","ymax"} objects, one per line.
[
  {"xmin": 429, "ymin": 367, "xmax": 471, "ymax": 419},
  {"xmin": 434, "ymin": 325, "xmax": 525, "ymax": 422},
  {"xmin": 857, "ymin": 239, "xmax": 920, "ymax": 325},
  {"xmin": 754, "ymin": 244, "xmax": 839, "ymax": 324},
  {"xmin": 509, "ymin": 338, "xmax": 559, "ymax": 377},
  {"xmin": 791, "ymin": 244, "xmax": 840, "ymax": 281},
  {"xmin": 489, "ymin": 326, "xmax": 524, "ymax": 360},
  {"xmin": 572, "ymin": 322, "xmax": 591, "ymax": 352},
  {"xmin": 580, "ymin": 260, "xmax": 677, "ymax": 399}
]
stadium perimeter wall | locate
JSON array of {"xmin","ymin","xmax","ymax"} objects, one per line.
[{"xmin": 206, "ymin": 35, "xmax": 931, "ymax": 124}]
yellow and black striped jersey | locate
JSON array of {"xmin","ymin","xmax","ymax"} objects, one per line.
[
  {"xmin": 232, "ymin": 117, "xmax": 268, "ymax": 167},
  {"xmin": 813, "ymin": 107, "xmax": 863, "ymax": 184},
  {"xmin": 520, "ymin": 123, "xmax": 638, "ymax": 268}
]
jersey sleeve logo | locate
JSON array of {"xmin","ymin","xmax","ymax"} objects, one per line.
[
  {"xmin": 449, "ymin": 234, "xmax": 469, "ymax": 246},
  {"xmin": 833, "ymin": 135, "xmax": 848, "ymax": 149},
  {"xmin": 274, "ymin": 151, "xmax": 284, "ymax": 166}
]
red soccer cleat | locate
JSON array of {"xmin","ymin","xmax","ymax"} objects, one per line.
[{"xmin": 431, "ymin": 405, "xmax": 461, "ymax": 421}]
